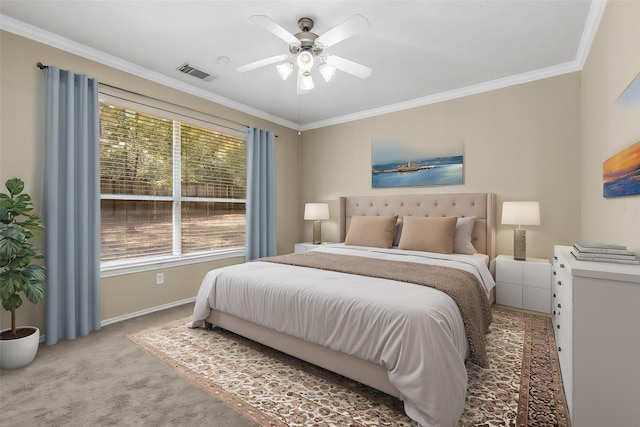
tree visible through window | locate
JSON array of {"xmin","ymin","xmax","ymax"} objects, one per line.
[{"xmin": 99, "ymin": 100, "xmax": 246, "ymax": 263}]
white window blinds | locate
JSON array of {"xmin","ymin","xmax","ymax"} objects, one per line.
[{"xmin": 99, "ymin": 99, "xmax": 246, "ymax": 264}]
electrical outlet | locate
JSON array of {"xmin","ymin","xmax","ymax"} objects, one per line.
[{"xmin": 156, "ymin": 272, "xmax": 164, "ymax": 285}]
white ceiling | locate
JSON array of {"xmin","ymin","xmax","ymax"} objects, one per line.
[{"xmin": 0, "ymin": 1, "xmax": 601, "ymax": 130}]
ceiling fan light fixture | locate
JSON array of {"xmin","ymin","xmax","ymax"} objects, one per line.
[
  {"xmin": 297, "ymin": 50, "xmax": 314, "ymax": 71},
  {"xmin": 276, "ymin": 62, "xmax": 294, "ymax": 80},
  {"xmin": 300, "ymin": 71, "xmax": 315, "ymax": 91},
  {"xmin": 242, "ymin": 14, "xmax": 372, "ymax": 94},
  {"xmin": 318, "ymin": 63, "xmax": 336, "ymax": 82}
]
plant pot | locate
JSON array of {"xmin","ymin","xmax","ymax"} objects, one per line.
[{"xmin": 0, "ymin": 326, "xmax": 40, "ymax": 369}]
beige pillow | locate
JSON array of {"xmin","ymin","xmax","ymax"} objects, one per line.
[
  {"xmin": 345, "ymin": 215, "xmax": 398, "ymax": 248},
  {"xmin": 397, "ymin": 216, "xmax": 458, "ymax": 254}
]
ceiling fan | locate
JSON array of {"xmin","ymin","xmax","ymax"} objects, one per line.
[{"xmin": 236, "ymin": 14, "xmax": 373, "ymax": 95}]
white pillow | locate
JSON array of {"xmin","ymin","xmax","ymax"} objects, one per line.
[{"xmin": 453, "ymin": 216, "xmax": 478, "ymax": 254}]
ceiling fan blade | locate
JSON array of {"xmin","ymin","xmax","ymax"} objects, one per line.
[
  {"xmin": 325, "ymin": 55, "xmax": 373, "ymax": 79},
  {"xmin": 236, "ymin": 54, "xmax": 292, "ymax": 73},
  {"xmin": 249, "ymin": 15, "xmax": 301, "ymax": 46},
  {"xmin": 316, "ymin": 14, "xmax": 369, "ymax": 48}
]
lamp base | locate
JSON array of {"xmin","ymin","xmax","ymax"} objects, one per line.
[
  {"xmin": 312, "ymin": 221, "xmax": 322, "ymax": 244},
  {"xmin": 513, "ymin": 228, "xmax": 526, "ymax": 261}
]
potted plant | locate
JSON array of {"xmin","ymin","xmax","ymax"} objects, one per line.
[{"xmin": 0, "ymin": 177, "xmax": 46, "ymax": 369}]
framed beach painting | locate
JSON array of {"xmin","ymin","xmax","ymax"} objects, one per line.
[
  {"xmin": 603, "ymin": 141, "xmax": 640, "ymax": 198},
  {"xmin": 371, "ymin": 139, "xmax": 463, "ymax": 188}
]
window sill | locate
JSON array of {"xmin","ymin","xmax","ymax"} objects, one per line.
[{"xmin": 100, "ymin": 249, "xmax": 245, "ymax": 278}]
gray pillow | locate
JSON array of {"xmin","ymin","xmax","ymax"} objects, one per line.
[
  {"xmin": 453, "ymin": 216, "xmax": 478, "ymax": 254},
  {"xmin": 392, "ymin": 218, "xmax": 403, "ymax": 247}
]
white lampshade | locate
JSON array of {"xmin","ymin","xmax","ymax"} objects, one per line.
[
  {"xmin": 276, "ymin": 62, "xmax": 294, "ymax": 80},
  {"xmin": 304, "ymin": 203, "xmax": 329, "ymax": 221},
  {"xmin": 501, "ymin": 201, "xmax": 540, "ymax": 226},
  {"xmin": 318, "ymin": 63, "xmax": 336, "ymax": 82},
  {"xmin": 297, "ymin": 50, "xmax": 314, "ymax": 71},
  {"xmin": 300, "ymin": 71, "xmax": 315, "ymax": 91}
]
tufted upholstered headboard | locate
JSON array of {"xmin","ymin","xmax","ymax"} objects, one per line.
[{"xmin": 338, "ymin": 193, "xmax": 496, "ymax": 260}]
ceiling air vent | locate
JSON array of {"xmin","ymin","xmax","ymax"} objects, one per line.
[{"xmin": 178, "ymin": 63, "xmax": 214, "ymax": 80}]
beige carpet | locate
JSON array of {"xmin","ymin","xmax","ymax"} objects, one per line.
[
  {"xmin": 128, "ymin": 306, "xmax": 570, "ymax": 427},
  {"xmin": 0, "ymin": 304, "xmax": 255, "ymax": 427}
]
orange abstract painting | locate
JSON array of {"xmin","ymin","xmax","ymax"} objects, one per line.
[{"xmin": 603, "ymin": 141, "xmax": 640, "ymax": 198}]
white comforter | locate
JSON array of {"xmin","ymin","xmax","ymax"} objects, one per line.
[{"xmin": 191, "ymin": 245, "xmax": 496, "ymax": 427}]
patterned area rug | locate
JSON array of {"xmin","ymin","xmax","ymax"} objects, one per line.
[{"xmin": 128, "ymin": 306, "xmax": 570, "ymax": 427}]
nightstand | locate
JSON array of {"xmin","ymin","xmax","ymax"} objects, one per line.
[
  {"xmin": 495, "ymin": 255, "xmax": 552, "ymax": 313},
  {"xmin": 294, "ymin": 242, "xmax": 332, "ymax": 253}
]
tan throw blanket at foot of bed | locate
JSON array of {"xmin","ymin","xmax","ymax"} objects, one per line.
[{"xmin": 258, "ymin": 251, "xmax": 493, "ymax": 368}]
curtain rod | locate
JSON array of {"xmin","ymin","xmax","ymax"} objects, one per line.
[{"xmin": 35, "ymin": 62, "xmax": 278, "ymax": 137}]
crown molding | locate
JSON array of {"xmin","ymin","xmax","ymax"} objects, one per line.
[
  {"xmin": 301, "ymin": 0, "xmax": 607, "ymax": 131},
  {"xmin": 3, "ymin": 1, "xmax": 607, "ymax": 133},
  {"xmin": 300, "ymin": 60, "xmax": 583, "ymax": 131},
  {"xmin": 0, "ymin": 14, "xmax": 299, "ymax": 131},
  {"xmin": 574, "ymin": 0, "xmax": 607, "ymax": 69}
]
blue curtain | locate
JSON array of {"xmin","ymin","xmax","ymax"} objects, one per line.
[
  {"xmin": 245, "ymin": 127, "xmax": 277, "ymax": 261},
  {"xmin": 43, "ymin": 66, "xmax": 101, "ymax": 345}
]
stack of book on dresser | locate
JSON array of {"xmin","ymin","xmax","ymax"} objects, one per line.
[{"xmin": 571, "ymin": 242, "xmax": 640, "ymax": 264}]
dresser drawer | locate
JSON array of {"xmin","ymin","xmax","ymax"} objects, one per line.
[
  {"xmin": 523, "ymin": 262, "xmax": 551, "ymax": 289},
  {"xmin": 496, "ymin": 255, "xmax": 551, "ymax": 313},
  {"xmin": 496, "ymin": 281, "xmax": 523, "ymax": 307},
  {"xmin": 496, "ymin": 260, "xmax": 522, "ymax": 285},
  {"xmin": 554, "ymin": 263, "xmax": 571, "ymax": 303},
  {"xmin": 523, "ymin": 286, "xmax": 551, "ymax": 313},
  {"xmin": 552, "ymin": 247, "xmax": 576, "ymax": 418}
]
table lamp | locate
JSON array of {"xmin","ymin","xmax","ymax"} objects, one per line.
[
  {"xmin": 501, "ymin": 201, "xmax": 540, "ymax": 261},
  {"xmin": 304, "ymin": 203, "xmax": 329, "ymax": 244}
]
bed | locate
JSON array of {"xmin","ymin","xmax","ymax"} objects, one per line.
[{"xmin": 191, "ymin": 193, "xmax": 497, "ymax": 427}]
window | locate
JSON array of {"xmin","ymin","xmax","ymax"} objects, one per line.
[{"xmin": 99, "ymin": 98, "xmax": 246, "ymax": 268}]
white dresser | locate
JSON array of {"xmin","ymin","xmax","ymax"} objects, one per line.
[
  {"xmin": 553, "ymin": 245, "xmax": 640, "ymax": 427},
  {"xmin": 495, "ymin": 255, "xmax": 551, "ymax": 313}
]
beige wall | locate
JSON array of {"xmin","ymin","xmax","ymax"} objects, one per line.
[
  {"xmin": 0, "ymin": 31, "xmax": 301, "ymax": 333},
  {"xmin": 2, "ymin": 0, "xmax": 638, "ymax": 333},
  {"xmin": 301, "ymin": 73, "xmax": 583, "ymax": 260},
  {"xmin": 581, "ymin": 0, "xmax": 640, "ymax": 254}
]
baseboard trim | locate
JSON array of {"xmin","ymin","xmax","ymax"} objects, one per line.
[
  {"xmin": 37, "ymin": 298, "xmax": 196, "ymax": 343},
  {"xmin": 101, "ymin": 297, "xmax": 196, "ymax": 327}
]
